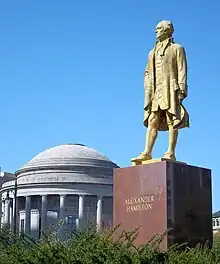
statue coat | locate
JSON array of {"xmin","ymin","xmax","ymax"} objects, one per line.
[{"xmin": 143, "ymin": 39, "xmax": 189, "ymax": 131}]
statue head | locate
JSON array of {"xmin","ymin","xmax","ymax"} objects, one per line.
[{"xmin": 155, "ymin": 20, "xmax": 174, "ymax": 42}]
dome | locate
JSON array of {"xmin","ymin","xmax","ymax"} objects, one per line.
[
  {"xmin": 20, "ymin": 144, "xmax": 117, "ymax": 171},
  {"xmin": 1, "ymin": 145, "xmax": 115, "ymax": 240}
]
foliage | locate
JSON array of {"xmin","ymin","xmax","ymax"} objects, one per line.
[{"xmin": 0, "ymin": 227, "xmax": 219, "ymax": 263}]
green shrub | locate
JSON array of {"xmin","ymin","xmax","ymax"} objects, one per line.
[{"xmin": 0, "ymin": 227, "xmax": 219, "ymax": 263}]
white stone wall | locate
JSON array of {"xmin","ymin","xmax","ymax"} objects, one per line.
[
  {"xmin": 0, "ymin": 193, "xmax": 113, "ymax": 239},
  {"xmin": 213, "ymin": 217, "xmax": 220, "ymax": 233},
  {"xmin": 19, "ymin": 210, "xmax": 40, "ymax": 238}
]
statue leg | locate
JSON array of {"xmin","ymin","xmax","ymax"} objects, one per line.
[
  {"xmin": 144, "ymin": 111, "xmax": 160, "ymax": 157},
  {"xmin": 131, "ymin": 111, "xmax": 160, "ymax": 162},
  {"xmin": 163, "ymin": 112, "xmax": 178, "ymax": 160}
]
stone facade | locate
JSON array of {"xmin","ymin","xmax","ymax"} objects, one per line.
[
  {"xmin": 0, "ymin": 144, "xmax": 118, "ymax": 239},
  {"xmin": 213, "ymin": 211, "xmax": 220, "ymax": 233}
]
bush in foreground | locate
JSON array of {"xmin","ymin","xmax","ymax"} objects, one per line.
[{"xmin": 0, "ymin": 227, "xmax": 219, "ymax": 264}]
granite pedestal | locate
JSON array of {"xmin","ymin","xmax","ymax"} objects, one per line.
[{"xmin": 113, "ymin": 161, "xmax": 212, "ymax": 250}]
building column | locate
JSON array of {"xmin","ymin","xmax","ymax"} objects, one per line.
[
  {"xmin": 59, "ymin": 195, "xmax": 66, "ymax": 241},
  {"xmin": 78, "ymin": 195, "xmax": 84, "ymax": 230},
  {"xmin": 41, "ymin": 195, "xmax": 48, "ymax": 233},
  {"xmin": 96, "ymin": 196, "xmax": 103, "ymax": 232},
  {"xmin": 12, "ymin": 197, "xmax": 16, "ymax": 228},
  {"xmin": 0, "ymin": 195, "xmax": 2, "ymax": 227},
  {"xmin": 10, "ymin": 202, "xmax": 13, "ymax": 228},
  {"xmin": 59, "ymin": 195, "xmax": 66, "ymax": 220},
  {"xmin": 12, "ymin": 179, "xmax": 18, "ymax": 234},
  {"xmin": 12, "ymin": 197, "xmax": 18, "ymax": 233},
  {"xmin": 4, "ymin": 195, "xmax": 11, "ymax": 227},
  {"xmin": 2, "ymin": 199, "xmax": 5, "ymax": 225},
  {"xmin": 25, "ymin": 196, "xmax": 31, "ymax": 235}
]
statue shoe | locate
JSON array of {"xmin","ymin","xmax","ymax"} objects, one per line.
[
  {"xmin": 131, "ymin": 152, "xmax": 152, "ymax": 162},
  {"xmin": 163, "ymin": 152, "xmax": 176, "ymax": 161}
]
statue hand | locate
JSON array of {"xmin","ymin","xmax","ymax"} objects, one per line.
[{"xmin": 177, "ymin": 90, "xmax": 185, "ymax": 103}]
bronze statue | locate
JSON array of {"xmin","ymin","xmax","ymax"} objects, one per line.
[{"xmin": 132, "ymin": 20, "xmax": 189, "ymax": 164}]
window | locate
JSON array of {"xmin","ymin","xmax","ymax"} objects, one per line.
[
  {"xmin": 67, "ymin": 216, "xmax": 76, "ymax": 232},
  {"xmin": 39, "ymin": 217, "xmax": 41, "ymax": 239},
  {"xmin": 31, "ymin": 196, "xmax": 40, "ymax": 209},
  {"xmin": 216, "ymin": 219, "xmax": 219, "ymax": 226},
  {"xmin": 20, "ymin": 219, "xmax": 25, "ymax": 233},
  {"xmin": 213, "ymin": 220, "xmax": 216, "ymax": 227}
]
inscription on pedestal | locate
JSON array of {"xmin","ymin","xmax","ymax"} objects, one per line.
[{"xmin": 125, "ymin": 195, "xmax": 155, "ymax": 212}]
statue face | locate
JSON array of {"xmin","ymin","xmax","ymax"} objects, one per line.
[{"xmin": 155, "ymin": 22, "xmax": 170, "ymax": 41}]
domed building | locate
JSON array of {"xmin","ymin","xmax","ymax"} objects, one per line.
[{"xmin": 0, "ymin": 144, "xmax": 119, "ymax": 239}]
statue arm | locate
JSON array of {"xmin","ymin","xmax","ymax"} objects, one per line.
[
  {"xmin": 144, "ymin": 51, "xmax": 153, "ymax": 91},
  {"xmin": 143, "ymin": 52, "xmax": 153, "ymax": 110},
  {"xmin": 176, "ymin": 46, "xmax": 188, "ymax": 97},
  {"xmin": 144, "ymin": 60, "xmax": 150, "ymax": 89}
]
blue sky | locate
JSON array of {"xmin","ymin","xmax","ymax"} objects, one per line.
[{"xmin": 0, "ymin": 1, "xmax": 219, "ymax": 211}]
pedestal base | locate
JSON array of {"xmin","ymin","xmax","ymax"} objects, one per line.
[
  {"xmin": 131, "ymin": 157, "xmax": 186, "ymax": 166},
  {"xmin": 113, "ymin": 161, "xmax": 212, "ymax": 250}
]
